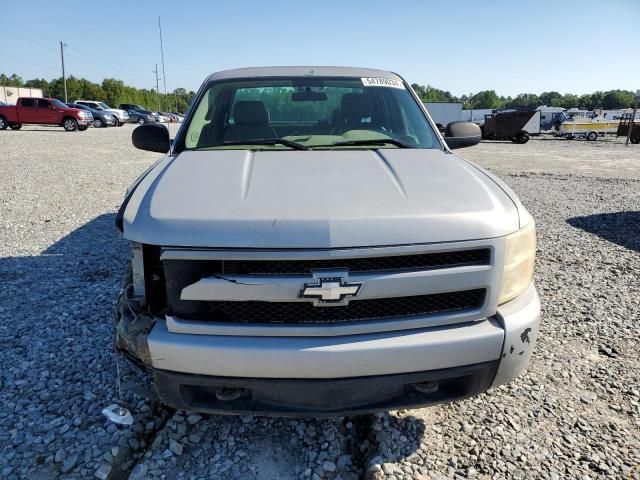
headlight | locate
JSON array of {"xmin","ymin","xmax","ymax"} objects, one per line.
[
  {"xmin": 77, "ymin": 111, "xmax": 85, "ymax": 118},
  {"xmin": 499, "ymin": 221, "xmax": 536, "ymax": 305},
  {"xmin": 131, "ymin": 242, "xmax": 145, "ymax": 298}
]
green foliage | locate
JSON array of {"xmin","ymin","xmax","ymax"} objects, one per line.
[
  {"xmin": 469, "ymin": 90, "xmax": 502, "ymax": 109},
  {"xmin": 409, "ymin": 82, "xmax": 637, "ymax": 111},
  {"xmin": 411, "ymin": 84, "xmax": 456, "ymax": 103},
  {"xmin": 0, "ymin": 73, "xmax": 24, "ymax": 87},
  {"xmin": 0, "ymin": 73, "xmax": 194, "ymax": 113},
  {"xmin": 601, "ymin": 90, "xmax": 635, "ymax": 110},
  {"xmin": 2, "ymin": 72, "xmax": 636, "ymax": 113},
  {"xmin": 505, "ymin": 93, "xmax": 540, "ymax": 109}
]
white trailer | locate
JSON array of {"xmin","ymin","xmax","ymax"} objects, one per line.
[
  {"xmin": 0, "ymin": 86, "xmax": 43, "ymax": 105},
  {"xmin": 423, "ymin": 102, "xmax": 463, "ymax": 128}
]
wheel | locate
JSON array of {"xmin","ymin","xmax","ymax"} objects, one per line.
[
  {"xmin": 0, "ymin": 116, "xmax": 7, "ymax": 130},
  {"xmin": 113, "ymin": 118, "xmax": 121, "ymax": 127},
  {"xmin": 94, "ymin": 118, "xmax": 104, "ymax": 128},
  {"xmin": 9, "ymin": 123, "xmax": 22, "ymax": 130},
  {"xmin": 516, "ymin": 132, "xmax": 530, "ymax": 144},
  {"xmin": 63, "ymin": 118, "xmax": 78, "ymax": 131},
  {"xmin": 137, "ymin": 117, "xmax": 145, "ymax": 124},
  {"xmin": 631, "ymin": 136, "xmax": 640, "ymax": 145},
  {"xmin": 586, "ymin": 131, "xmax": 598, "ymax": 141},
  {"xmin": 78, "ymin": 126, "xmax": 88, "ymax": 131},
  {"xmin": 118, "ymin": 121, "xmax": 125, "ymax": 127}
]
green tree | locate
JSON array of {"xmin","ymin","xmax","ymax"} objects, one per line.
[
  {"xmin": 24, "ymin": 78, "xmax": 50, "ymax": 96},
  {"xmin": 470, "ymin": 90, "xmax": 502, "ymax": 109},
  {"xmin": 601, "ymin": 90, "xmax": 635, "ymax": 109},
  {"xmin": 538, "ymin": 91, "xmax": 562, "ymax": 107},
  {"xmin": 0, "ymin": 73, "xmax": 24, "ymax": 86},
  {"xmin": 555, "ymin": 94, "xmax": 579, "ymax": 109},
  {"xmin": 506, "ymin": 93, "xmax": 539, "ymax": 109}
]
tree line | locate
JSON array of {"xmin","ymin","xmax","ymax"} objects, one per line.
[
  {"xmin": 412, "ymin": 83, "xmax": 637, "ymax": 110},
  {"xmin": 0, "ymin": 73, "xmax": 195, "ymax": 113},
  {"xmin": 1, "ymin": 72, "xmax": 635, "ymax": 112}
]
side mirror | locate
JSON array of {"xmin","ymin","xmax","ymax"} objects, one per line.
[
  {"xmin": 132, "ymin": 123, "xmax": 170, "ymax": 153},
  {"xmin": 444, "ymin": 121, "xmax": 482, "ymax": 149}
]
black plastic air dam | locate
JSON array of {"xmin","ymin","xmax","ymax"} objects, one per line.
[{"xmin": 153, "ymin": 361, "xmax": 499, "ymax": 417}]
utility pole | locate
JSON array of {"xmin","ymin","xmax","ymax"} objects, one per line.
[
  {"xmin": 625, "ymin": 90, "xmax": 639, "ymax": 146},
  {"xmin": 158, "ymin": 17, "xmax": 167, "ymax": 111},
  {"xmin": 59, "ymin": 41, "xmax": 68, "ymax": 102},
  {"xmin": 153, "ymin": 64, "xmax": 161, "ymax": 112}
]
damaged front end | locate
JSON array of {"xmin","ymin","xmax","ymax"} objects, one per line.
[{"xmin": 114, "ymin": 269, "xmax": 155, "ymax": 370}]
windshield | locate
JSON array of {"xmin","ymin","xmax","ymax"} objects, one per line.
[
  {"xmin": 180, "ymin": 77, "xmax": 440, "ymax": 151},
  {"xmin": 98, "ymin": 102, "xmax": 111, "ymax": 109},
  {"xmin": 52, "ymin": 99, "xmax": 68, "ymax": 109}
]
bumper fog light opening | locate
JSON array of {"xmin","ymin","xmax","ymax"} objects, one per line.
[
  {"xmin": 215, "ymin": 387, "xmax": 247, "ymax": 402},
  {"xmin": 412, "ymin": 381, "xmax": 439, "ymax": 394}
]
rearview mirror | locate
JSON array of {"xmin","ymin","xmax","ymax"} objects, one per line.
[
  {"xmin": 292, "ymin": 91, "xmax": 327, "ymax": 102},
  {"xmin": 132, "ymin": 123, "xmax": 170, "ymax": 153},
  {"xmin": 444, "ymin": 121, "xmax": 482, "ymax": 149}
]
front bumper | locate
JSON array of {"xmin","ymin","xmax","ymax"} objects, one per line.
[
  {"xmin": 78, "ymin": 118, "xmax": 92, "ymax": 126},
  {"xmin": 116, "ymin": 284, "xmax": 540, "ymax": 415},
  {"xmin": 154, "ymin": 362, "xmax": 498, "ymax": 417}
]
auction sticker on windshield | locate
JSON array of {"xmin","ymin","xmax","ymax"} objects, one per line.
[{"xmin": 361, "ymin": 77, "xmax": 405, "ymax": 89}]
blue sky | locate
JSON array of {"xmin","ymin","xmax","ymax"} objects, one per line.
[{"xmin": 2, "ymin": 0, "xmax": 639, "ymax": 96}]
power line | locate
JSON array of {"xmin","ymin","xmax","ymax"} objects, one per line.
[
  {"xmin": 64, "ymin": 45, "xmax": 149, "ymax": 78},
  {"xmin": 0, "ymin": 52, "xmax": 60, "ymax": 75}
]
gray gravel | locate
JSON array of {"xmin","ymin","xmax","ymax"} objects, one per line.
[{"xmin": 0, "ymin": 126, "xmax": 638, "ymax": 479}]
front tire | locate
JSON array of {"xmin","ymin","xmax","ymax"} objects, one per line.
[
  {"xmin": 0, "ymin": 116, "xmax": 7, "ymax": 130},
  {"xmin": 137, "ymin": 117, "xmax": 145, "ymax": 125},
  {"xmin": 586, "ymin": 131, "xmax": 598, "ymax": 141},
  {"xmin": 631, "ymin": 135, "xmax": 640, "ymax": 144},
  {"xmin": 78, "ymin": 126, "xmax": 88, "ymax": 131},
  {"xmin": 63, "ymin": 118, "xmax": 78, "ymax": 131},
  {"xmin": 9, "ymin": 123, "xmax": 22, "ymax": 130},
  {"xmin": 516, "ymin": 132, "xmax": 530, "ymax": 144},
  {"xmin": 94, "ymin": 118, "xmax": 104, "ymax": 128}
]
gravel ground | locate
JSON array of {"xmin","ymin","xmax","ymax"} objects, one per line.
[{"xmin": 0, "ymin": 125, "xmax": 638, "ymax": 479}]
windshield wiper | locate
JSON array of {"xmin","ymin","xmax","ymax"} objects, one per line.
[
  {"xmin": 325, "ymin": 138, "xmax": 414, "ymax": 149},
  {"xmin": 219, "ymin": 139, "xmax": 310, "ymax": 150}
]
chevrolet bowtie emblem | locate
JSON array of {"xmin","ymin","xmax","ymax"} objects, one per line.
[{"xmin": 300, "ymin": 277, "xmax": 362, "ymax": 306}]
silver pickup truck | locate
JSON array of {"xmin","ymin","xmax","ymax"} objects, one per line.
[{"xmin": 114, "ymin": 66, "xmax": 540, "ymax": 416}]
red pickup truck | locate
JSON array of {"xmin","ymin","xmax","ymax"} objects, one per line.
[{"xmin": 0, "ymin": 97, "xmax": 93, "ymax": 132}]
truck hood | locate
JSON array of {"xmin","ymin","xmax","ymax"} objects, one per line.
[{"xmin": 122, "ymin": 149, "xmax": 520, "ymax": 248}]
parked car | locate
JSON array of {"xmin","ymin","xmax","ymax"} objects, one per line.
[
  {"xmin": 118, "ymin": 104, "xmax": 156, "ymax": 124},
  {"xmin": 67, "ymin": 103, "xmax": 116, "ymax": 128},
  {"xmin": 115, "ymin": 66, "xmax": 539, "ymax": 416},
  {"xmin": 152, "ymin": 111, "xmax": 169, "ymax": 123},
  {"xmin": 0, "ymin": 97, "xmax": 92, "ymax": 131},
  {"xmin": 75, "ymin": 100, "xmax": 129, "ymax": 126},
  {"xmin": 170, "ymin": 112, "xmax": 184, "ymax": 122},
  {"xmin": 161, "ymin": 112, "xmax": 181, "ymax": 122}
]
